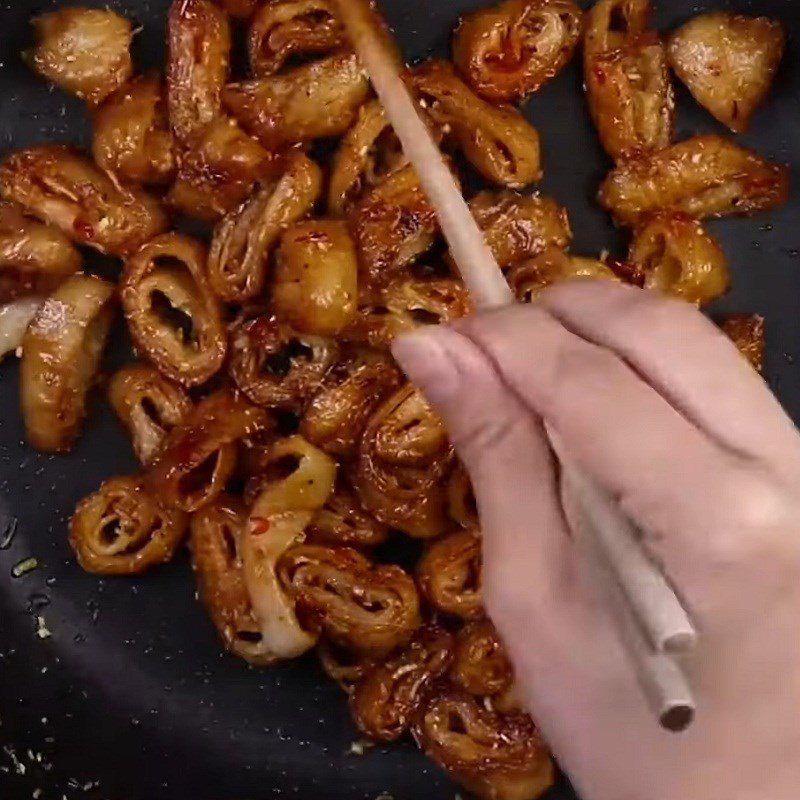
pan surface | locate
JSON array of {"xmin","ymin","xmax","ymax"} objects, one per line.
[{"xmin": 1, "ymin": 0, "xmax": 799, "ymax": 798}]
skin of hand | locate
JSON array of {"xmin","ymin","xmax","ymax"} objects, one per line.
[{"xmin": 391, "ymin": 280, "xmax": 800, "ymax": 800}]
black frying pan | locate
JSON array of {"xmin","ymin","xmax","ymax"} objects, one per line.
[{"xmin": 1, "ymin": 0, "xmax": 799, "ymax": 798}]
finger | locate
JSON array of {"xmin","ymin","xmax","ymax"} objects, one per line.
[
  {"xmin": 391, "ymin": 325, "xmax": 572, "ymax": 618},
  {"xmin": 538, "ymin": 280, "xmax": 798, "ymax": 464}
]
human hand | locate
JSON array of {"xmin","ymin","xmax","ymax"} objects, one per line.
[{"xmin": 392, "ymin": 280, "xmax": 800, "ymax": 800}]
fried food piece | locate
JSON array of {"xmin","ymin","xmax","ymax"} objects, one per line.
[
  {"xmin": 248, "ymin": 0, "xmax": 346, "ymax": 77},
  {"xmin": 208, "ymin": 152, "xmax": 322, "ymax": 302},
  {"xmin": 0, "ymin": 145, "xmax": 168, "ymax": 257},
  {"xmin": 583, "ymin": 0, "xmax": 673, "ymax": 161},
  {"xmin": 450, "ymin": 619, "xmax": 514, "ymax": 698},
  {"xmin": 190, "ymin": 496, "xmax": 276, "ymax": 665},
  {"xmin": 70, "ymin": 476, "xmax": 187, "ymax": 575},
  {"xmin": 20, "ymin": 274, "xmax": 115, "ymax": 453},
  {"xmin": 26, "ymin": 7, "xmax": 133, "ymax": 107},
  {"xmin": 628, "ymin": 213, "xmax": 729, "ymax": 305},
  {"xmin": 356, "ymin": 384, "xmax": 452, "ymax": 539},
  {"xmin": 228, "ymin": 314, "xmax": 339, "ymax": 411},
  {"xmin": 121, "ymin": 233, "xmax": 227, "ymax": 387},
  {"xmin": 598, "ymin": 135, "xmax": 790, "ymax": 225},
  {"xmin": 0, "ymin": 299, "xmax": 44, "ymax": 363},
  {"xmin": 412, "ymin": 685, "xmax": 555, "ymax": 800},
  {"xmin": 721, "ymin": 314, "xmax": 765, "ymax": 374},
  {"xmin": 453, "ymin": 0, "xmax": 583, "ymax": 102},
  {"xmin": 318, "ymin": 640, "xmax": 377, "ymax": 694},
  {"xmin": 447, "ymin": 462, "xmax": 479, "ymax": 530},
  {"xmin": 108, "ymin": 363, "xmax": 192, "ymax": 466},
  {"xmin": 0, "ymin": 202, "xmax": 81, "ymax": 305},
  {"xmin": 92, "ymin": 74, "xmax": 177, "ymax": 187},
  {"xmin": 350, "ymin": 163, "xmax": 440, "ymax": 290},
  {"xmin": 417, "ymin": 529, "xmax": 483, "ymax": 620},
  {"xmin": 278, "ymin": 543, "xmax": 422, "ymax": 656},
  {"xmin": 307, "ymin": 479, "xmax": 389, "ymax": 548},
  {"xmin": 273, "ymin": 220, "xmax": 359, "ymax": 335},
  {"xmin": 351, "ymin": 624, "xmax": 455, "ymax": 741},
  {"xmin": 668, "ymin": 12, "xmax": 786, "ymax": 134},
  {"xmin": 413, "ymin": 60, "xmax": 541, "ymax": 188},
  {"xmin": 224, "ymin": 52, "xmax": 370, "ymax": 150},
  {"xmin": 215, "ymin": 0, "xmax": 259, "ymax": 18},
  {"xmin": 300, "ymin": 347, "xmax": 402, "ymax": 459}
]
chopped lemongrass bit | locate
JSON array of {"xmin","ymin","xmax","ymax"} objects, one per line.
[{"xmin": 12, "ymin": 557, "xmax": 38, "ymax": 577}]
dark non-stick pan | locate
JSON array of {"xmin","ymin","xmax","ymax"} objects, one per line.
[{"xmin": 1, "ymin": 0, "xmax": 799, "ymax": 798}]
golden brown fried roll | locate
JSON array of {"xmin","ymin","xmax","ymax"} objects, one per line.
[
  {"xmin": 413, "ymin": 60, "xmax": 541, "ymax": 188},
  {"xmin": 668, "ymin": 12, "xmax": 786, "ymax": 134},
  {"xmin": 466, "ymin": 190, "xmax": 572, "ymax": 269},
  {"xmin": 167, "ymin": 116, "xmax": 271, "ymax": 222},
  {"xmin": 300, "ymin": 347, "xmax": 402, "ymax": 458},
  {"xmin": 92, "ymin": 74, "xmax": 177, "ymax": 187},
  {"xmin": 447, "ymin": 463, "xmax": 479, "ymax": 530},
  {"xmin": 412, "ymin": 685, "xmax": 554, "ymax": 800},
  {"xmin": 277, "ymin": 543, "xmax": 422, "ymax": 656},
  {"xmin": 26, "ymin": 7, "xmax": 133, "ymax": 107},
  {"xmin": 108, "ymin": 363, "xmax": 192, "ymax": 466},
  {"xmin": 20, "ymin": 274, "xmax": 115, "ymax": 453},
  {"xmin": 224, "ymin": 52, "xmax": 370, "ymax": 149},
  {"xmin": 0, "ymin": 202, "xmax": 81, "ymax": 304},
  {"xmin": 70, "ymin": 476, "xmax": 188, "ymax": 575},
  {"xmin": 450, "ymin": 619, "xmax": 514, "ymax": 698},
  {"xmin": 506, "ymin": 247, "xmax": 619, "ymax": 303},
  {"xmin": 273, "ymin": 220, "xmax": 359, "ymax": 335},
  {"xmin": 721, "ymin": 314, "xmax": 765, "ymax": 374},
  {"xmin": 208, "ymin": 152, "xmax": 322, "ymax": 302},
  {"xmin": 417, "ymin": 529, "xmax": 483, "ymax": 620},
  {"xmin": 0, "ymin": 145, "xmax": 168, "ymax": 257},
  {"xmin": 228, "ymin": 314, "xmax": 339, "ymax": 410},
  {"xmin": 583, "ymin": 0, "xmax": 673, "ymax": 162},
  {"xmin": 166, "ymin": 0, "xmax": 230, "ymax": 143},
  {"xmin": 356, "ymin": 384, "xmax": 452, "ymax": 538},
  {"xmin": 242, "ymin": 436, "xmax": 337, "ymax": 662},
  {"xmin": 318, "ymin": 640, "xmax": 377, "ymax": 694},
  {"xmin": 307, "ymin": 479, "xmax": 389, "ymax": 548},
  {"xmin": 350, "ymin": 164, "xmax": 439, "ymax": 289},
  {"xmin": 248, "ymin": 0, "xmax": 346, "ymax": 77},
  {"xmin": 215, "ymin": 0, "xmax": 259, "ymax": 18},
  {"xmin": 453, "ymin": 0, "xmax": 583, "ymax": 103},
  {"xmin": 147, "ymin": 390, "xmax": 269, "ymax": 512},
  {"xmin": 628, "ymin": 213, "xmax": 729, "ymax": 305},
  {"xmin": 351, "ymin": 624, "xmax": 455, "ymax": 741},
  {"xmin": 190, "ymin": 496, "xmax": 275, "ymax": 665},
  {"xmin": 598, "ymin": 135, "xmax": 790, "ymax": 225},
  {"xmin": 328, "ymin": 100, "xmax": 408, "ymax": 217},
  {"xmin": 121, "ymin": 233, "xmax": 227, "ymax": 386}
]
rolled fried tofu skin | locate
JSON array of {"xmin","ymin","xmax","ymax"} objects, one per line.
[
  {"xmin": 208, "ymin": 152, "xmax": 322, "ymax": 302},
  {"xmin": 450, "ymin": 619, "xmax": 514, "ymax": 698},
  {"xmin": 721, "ymin": 314, "xmax": 765, "ymax": 374},
  {"xmin": 598, "ymin": 135, "xmax": 790, "ymax": 225},
  {"xmin": 417, "ymin": 529, "xmax": 483, "ymax": 620},
  {"xmin": 583, "ymin": 0, "xmax": 674, "ymax": 162},
  {"xmin": 70, "ymin": 475, "xmax": 187, "ymax": 575},
  {"xmin": 318, "ymin": 640, "xmax": 377, "ymax": 694},
  {"xmin": 447, "ymin": 462, "xmax": 479, "ymax": 530},
  {"xmin": 121, "ymin": 233, "xmax": 227, "ymax": 387},
  {"xmin": 0, "ymin": 145, "xmax": 168, "ymax": 257},
  {"xmin": 628, "ymin": 213, "xmax": 729, "ymax": 305},
  {"xmin": 26, "ymin": 7, "xmax": 133, "ymax": 107},
  {"xmin": 224, "ymin": 52, "xmax": 370, "ymax": 150},
  {"xmin": 92, "ymin": 74, "xmax": 177, "ymax": 187},
  {"xmin": 190, "ymin": 496, "xmax": 276, "ymax": 665},
  {"xmin": 248, "ymin": 0, "xmax": 346, "ymax": 77},
  {"xmin": 108, "ymin": 363, "xmax": 192, "ymax": 466},
  {"xmin": 413, "ymin": 60, "xmax": 542, "ymax": 188},
  {"xmin": 356, "ymin": 384, "xmax": 452, "ymax": 539},
  {"xmin": 412, "ymin": 685, "xmax": 554, "ymax": 800},
  {"xmin": 306, "ymin": 479, "xmax": 389, "ymax": 548},
  {"xmin": 350, "ymin": 623, "xmax": 455, "ymax": 741},
  {"xmin": 453, "ymin": 0, "xmax": 583, "ymax": 103},
  {"xmin": 20, "ymin": 274, "xmax": 115, "ymax": 453},
  {"xmin": 277, "ymin": 543, "xmax": 422, "ymax": 656},
  {"xmin": 147, "ymin": 390, "xmax": 270, "ymax": 512},
  {"xmin": 668, "ymin": 12, "xmax": 786, "ymax": 134}
]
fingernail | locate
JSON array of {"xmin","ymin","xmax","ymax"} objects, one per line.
[{"xmin": 391, "ymin": 327, "xmax": 462, "ymax": 406}]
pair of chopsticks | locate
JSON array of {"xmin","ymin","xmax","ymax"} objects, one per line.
[{"xmin": 336, "ymin": 0, "xmax": 697, "ymax": 732}]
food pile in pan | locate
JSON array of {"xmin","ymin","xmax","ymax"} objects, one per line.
[{"xmin": 0, "ymin": 1, "xmax": 787, "ymax": 797}]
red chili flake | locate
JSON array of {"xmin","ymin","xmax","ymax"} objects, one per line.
[{"xmin": 250, "ymin": 517, "xmax": 271, "ymax": 535}]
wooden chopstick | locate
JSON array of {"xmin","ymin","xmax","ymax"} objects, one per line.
[{"xmin": 336, "ymin": 0, "xmax": 697, "ymax": 731}]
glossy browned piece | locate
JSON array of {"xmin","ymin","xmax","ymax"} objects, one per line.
[
  {"xmin": 450, "ymin": 619, "xmax": 514, "ymax": 697},
  {"xmin": 307, "ymin": 480, "xmax": 389, "ymax": 548},
  {"xmin": 721, "ymin": 314, "xmax": 765, "ymax": 374}
]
